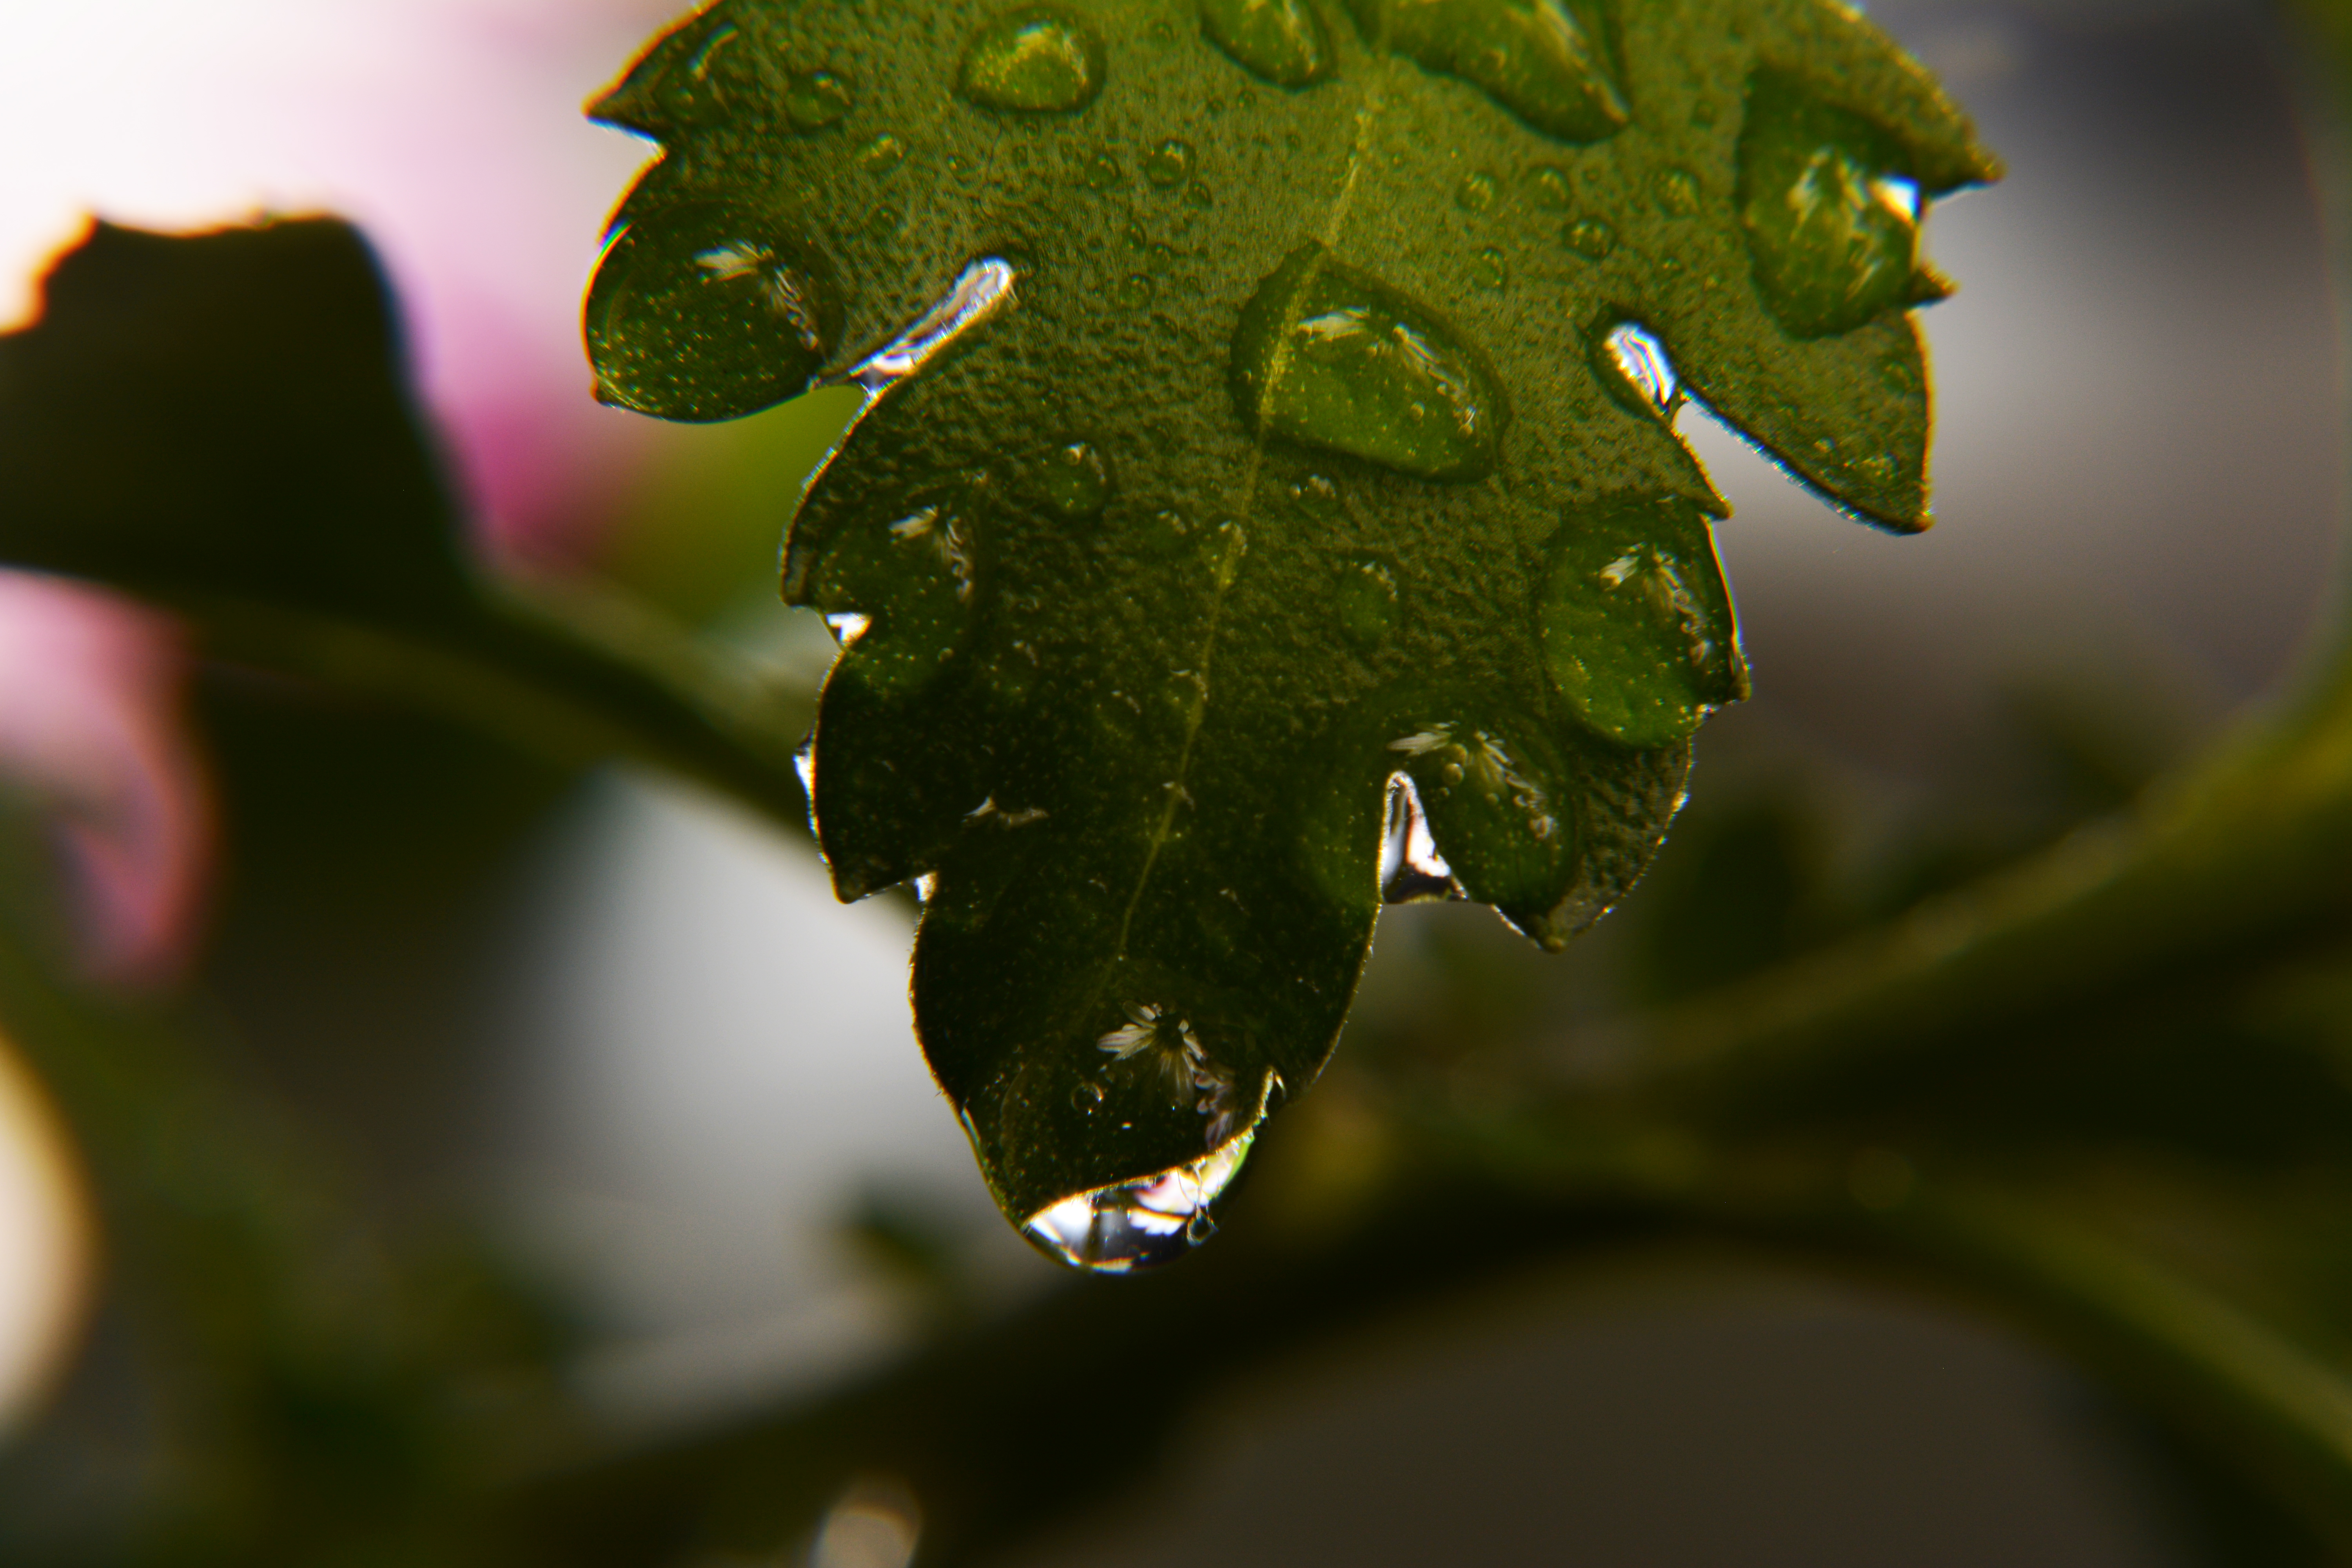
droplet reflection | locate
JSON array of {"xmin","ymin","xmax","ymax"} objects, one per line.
[{"xmin": 1024, "ymin": 1127, "xmax": 1256, "ymax": 1272}]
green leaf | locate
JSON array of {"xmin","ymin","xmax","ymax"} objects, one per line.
[{"xmin": 586, "ymin": 0, "xmax": 1996, "ymax": 1263}]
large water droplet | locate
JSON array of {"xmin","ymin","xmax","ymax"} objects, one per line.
[
  {"xmin": 1387, "ymin": 720, "xmax": 1580, "ymax": 946},
  {"xmin": 785, "ymin": 68, "xmax": 853, "ymax": 132},
  {"xmin": 1737, "ymin": 71, "xmax": 1924, "ymax": 339},
  {"xmin": 959, "ymin": 7, "xmax": 1107, "ymax": 114},
  {"xmin": 1540, "ymin": 495, "xmax": 1746, "ymax": 746},
  {"xmin": 1380, "ymin": 772, "xmax": 1461, "ymax": 902},
  {"xmin": 1024, "ymin": 1125, "xmax": 1256, "ymax": 1272},
  {"xmin": 1345, "ymin": 0, "xmax": 1628, "ymax": 143},
  {"xmin": 586, "ymin": 199, "xmax": 839, "ymax": 422},
  {"xmin": 1199, "ymin": 0, "xmax": 1336, "ymax": 87},
  {"xmin": 1232, "ymin": 242, "xmax": 1507, "ymax": 482}
]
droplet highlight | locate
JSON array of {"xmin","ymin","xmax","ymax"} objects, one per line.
[
  {"xmin": 1199, "ymin": 0, "xmax": 1336, "ymax": 87},
  {"xmin": 586, "ymin": 199, "xmax": 839, "ymax": 422},
  {"xmin": 1380, "ymin": 773, "xmax": 1459, "ymax": 902},
  {"xmin": 959, "ymin": 7, "xmax": 1107, "ymax": 114},
  {"xmin": 1231, "ymin": 242, "xmax": 1507, "ymax": 482},
  {"xmin": 1024, "ymin": 1127, "xmax": 1256, "ymax": 1272},
  {"xmin": 1344, "ymin": 0, "xmax": 1628, "ymax": 143},
  {"xmin": 1738, "ymin": 72, "xmax": 1925, "ymax": 338},
  {"xmin": 1539, "ymin": 495, "xmax": 1746, "ymax": 745}
]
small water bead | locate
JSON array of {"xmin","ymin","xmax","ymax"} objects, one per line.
[
  {"xmin": 1289, "ymin": 472, "xmax": 1341, "ymax": 516},
  {"xmin": 1655, "ymin": 166, "xmax": 1702, "ymax": 216},
  {"xmin": 856, "ymin": 132, "xmax": 906, "ymax": 174},
  {"xmin": 1033, "ymin": 440, "xmax": 1113, "ymax": 520},
  {"xmin": 1526, "ymin": 165, "xmax": 1572, "ymax": 211},
  {"xmin": 1472, "ymin": 246, "xmax": 1508, "ymax": 291},
  {"xmin": 1231, "ymin": 242, "xmax": 1506, "ymax": 482},
  {"xmin": 959, "ymin": 7, "xmax": 1106, "ymax": 114},
  {"xmin": 1115, "ymin": 272, "xmax": 1157, "ymax": 308},
  {"xmin": 1144, "ymin": 138, "xmax": 1196, "ymax": 187},
  {"xmin": 1538, "ymin": 495, "xmax": 1745, "ymax": 746},
  {"xmin": 1336, "ymin": 554, "xmax": 1400, "ymax": 644},
  {"xmin": 1344, "ymin": 0, "xmax": 1627, "ymax": 143},
  {"xmin": 1566, "ymin": 216, "xmax": 1615, "ymax": 259},
  {"xmin": 1023, "ymin": 1127, "xmax": 1256, "ymax": 1272},
  {"xmin": 586, "ymin": 199, "xmax": 838, "ymax": 422},
  {"xmin": 784, "ymin": 68, "xmax": 853, "ymax": 132},
  {"xmin": 1184, "ymin": 182, "xmax": 1214, "ymax": 209},
  {"xmin": 1455, "ymin": 170, "xmax": 1499, "ymax": 212},
  {"xmin": 1200, "ymin": 0, "xmax": 1336, "ymax": 87},
  {"xmin": 1737, "ymin": 71, "xmax": 1926, "ymax": 338},
  {"xmin": 1083, "ymin": 150, "xmax": 1123, "ymax": 191}
]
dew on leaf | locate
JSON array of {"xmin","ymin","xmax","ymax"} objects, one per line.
[
  {"xmin": 1539, "ymin": 495, "xmax": 1746, "ymax": 745},
  {"xmin": 856, "ymin": 132, "xmax": 906, "ymax": 174},
  {"xmin": 1231, "ymin": 242, "xmax": 1506, "ymax": 482},
  {"xmin": 1083, "ymin": 150, "xmax": 1122, "ymax": 190},
  {"xmin": 1472, "ymin": 246, "xmax": 1508, "ymax": 290},
  {"xmin": 1656, "ymin": 166, "xmax": 1702, "ymax": 216},
  {"xmin": 1345, "ymin": 0, "xmax": 1628, "ymax": 143},
  {"xmin": 1024, "ymin": 1123, "xmax": 1256, "ymax": 1272},
  {"xmin": 1031, "ymin": 440, "xmax": 1113, "ymax": 520},
  {"xmin": 1566, "ymin": 216, "xmax": 1615, "ymax": 258},
  {"xmin": 1527, "ymin": 165, "xmax": 1572, "ymax": 211},
  {"xmin": 1335, "ymin": 553, "xmax": 1399, "ymax": 644},
  {"xmin": 784, "ymin": 68, "xmax": 853, "ymax": 131},
  {"xmin": 1199, "ymin": 0, "xmax": 1336, "ymax": 88},
  {"xmin": 1144, "ymin": 138, "xmax": 1196, "ymax": 187},
  {"xmin": 585, "ymin": 199, "xmax": 838, "ymax": 422},
  {"xmin": 1737, "ymin": 71, "xmax": 1924, "ymax": 338},
  {"xmin": 805, "ymin": 495, "xmax": 978, "ymax": 704},
  {"xmin": 1184, "ymin": 181, "xmax": 1214, "ymax": 208},
  {"xmin": 1455, "ymin": 170, "xmax": 1499, "ymax": 212},
  {"xmin": 1379, "ymin": 773, "xmax": 1460, "ymax": 902},
  {"xmin": 1115, "ymin": 272, "xmax": 1156, "ymax": 307},
  {"xmin": 1288, "ymin": 471, "xmax": 1341, "ymax": 515},
  {"xmin": 958, "ymin": 7, "xmax": 1107, "ymax": 114}
]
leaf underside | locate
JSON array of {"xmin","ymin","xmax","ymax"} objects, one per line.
[{"xmin": 588, "ymin": 0, "xmax": 1995, "ymax": 1259}]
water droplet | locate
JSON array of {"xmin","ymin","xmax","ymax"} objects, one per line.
[
  {"xmin": 1336, "ymin": 553, "xmax": 1399, "ymax": 644},
  {"xmin": 1083, "ymin": 149, "xmax": 1123, "ymax": 190},
  {"xmin": 1737, "ymin": 71, "xmax": 1924, "ymax": 338},
  {"xmin": 1455, "ymin": 170, "xmax": 1499, "ymax": 212},
  {"xmin": 1597, "ymin": 321, "xmax": 1678, "ymax": 414},
  {"xmin": 1656, "ymin": 165, "xmax": 1702, "ymax": 216},
  {"xmin": 1380, "ymin": 773, "xmax": 1459, "ymax": 902},
  {"xmin": 1115, "ymin": 272, "xmax": 1157, "ymax": 307},
  {"xmin": 1200, "ymin": 0, "xmax": 1336, "ymax": 87},
  {"xmin": 1527, "ymin": 165, "xmax": 1572, "ymax": 211},
  {"xmin": 1540, "ymin": 495, "xmax": 1745, "ymax": 746},
  {"xmin": 1346, "ymin": 0, "xmax": 1627, "ymax": 142},
  {"xmin": 785, "ymin": 68, "xmax": 853, "ymax": 132},
  {"xmin": 1032, "ymin": 440, "xmax": 1113, "ymax": 519},
  {"xmin": 1566, "ymin": 216, "xmax": 1615, "ymax": 259},
  {"xmin": 1024, "ymin": 1126, "xmax": 1256, "ymax": 1272},
  {"xmin": 1184, "ymin": 181, "xmax": 1214, "ymax": 209},
  {"xmin": 959, "ymin": 7, "xmax": 1107, "ymax": 114},
  {"xmin": 857, "ymin": 132, "xmax": 906, "ymax": 174},
  {"xmin": 621, "ymin": 19, "xmax": 764, "ymax": 129},
  {"xmin": 848, "ymin": 257, "xmax": 1017, "ymax": 396},
  {"xmin": 1472, "ymin": 246, "xmax": 1508, "ymax": 291},
  {"xmin": 1073, "ymin": 1080, "xmax": 1106, "ymax": 1111},
  {"xmin": 1387, "ymin": 720, "xmax": 1580, "ymax": 945},
  {"xmin": 1289, "ymin": 472, "xmax": 1341, "ymax": 515},
  {"xmin": 1144, "ymin": 138, "xmax": 1196, "ymax": 187},
  {"xmin": 586, "ymin": 199, "xmax": 840, "ymax": 422},
  {"xmin": 1231, "ymin": 242, "xmax": 1507, "ymax": 482}
]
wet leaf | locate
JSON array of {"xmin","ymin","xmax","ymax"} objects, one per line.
[{"xmin": 586, "ymin": 0, "xmax": 1996, "ymax": 1261}]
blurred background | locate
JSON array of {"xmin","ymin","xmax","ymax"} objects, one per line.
[{"xmin": 0, "ymin": 0, "xmax": 2343, "ymax": 1561}]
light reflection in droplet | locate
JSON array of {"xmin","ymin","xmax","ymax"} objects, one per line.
[
  {"xmin": 848, "ymin": 258, "xmax": 1017, "ymax": 396},
  {"xmin": 824, "ymin": 611, "xmax": 872, "ymax": 647},
  {"xmin": 1379, "ymin": 771, "xmax": 1460, "ymax": 903},
  {"xmin": 1603, "ymin": 321, "xmax": 1679, "ymax": 412},
  {"xmin": 1024, "ymin": 1125, "xmax": 1256, "ymax": 1272}
]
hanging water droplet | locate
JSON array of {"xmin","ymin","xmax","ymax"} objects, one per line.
[
  {"xmin": 1455, "ymin": 170, "xmax": 1499, "ymax": 212},
  {"xmin": 1032, "ymin": 440, "xmax": 1113, "ymax": 520},
  {"xmin": 1115, "ymin": 272, "xmax": 1157, "ymax": 307},
  {"xmin": 959, "ymin": 7, "xmax": 1107, "ymax": 114},
  {"xmin": 1199, "ymin": 0, "xmax": 1336, "ymax": 87},
  {"xmin": 1597, "ymin": 320, "xmax": 1679, "ymax": 414},
  {"xmin": 1388, "ymin": 720, "xmax": 1580, "ymax": 946},
  {"xmin": 857, "ymin": 132, "xmax": 907, "ymax": 174},
  {"xmin": 785, "ymin": 68, "xmax": 854, "ymax": 132},
  {"xmin": 1655, "ymin": 165, "xmax": 1702, "ymax": 216},
  {"xmin": 1231, "ymin": 242, "xmax": 1507, "ymax": 482},
  {"xmin": 1737, "ymin": 71, "xmax": 1925, "ymax": 338},
  {"xmin": 586, "ymin": 199, "xmax": 840, "ymax": 422},
  {"xmin": 1023, "ymin": 1126, "xmax": 1256, "ymax": 1272},
  {"xmin": 1566, "ymin": 216, "xmax": 1615, "ymax": 259},
  {"xmin": 1527, "ymin": 165, "xmax": 1572, "ymax": 211},
  {"xmin": 1539, "ymin": 494, "xmax": 1746, "ymax": 745},
  {"xmin": 1472, "ymin": 246, "xmax": 1508, "ymax": 291},
  {"xmin": 1336, "ymin": 553, "xmax": 1400, "ymax": 645},
  {"xmin": 1345, "ymin": 0, "xmax": 1627, "ymax": 142},
  {"xmin": 1380, "ymin": 772, "xmax": 1459, "ymax": 901},
  {"xmin": 1144, "ymin": 138, "xmax": 1196, "ymax": 187}
]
